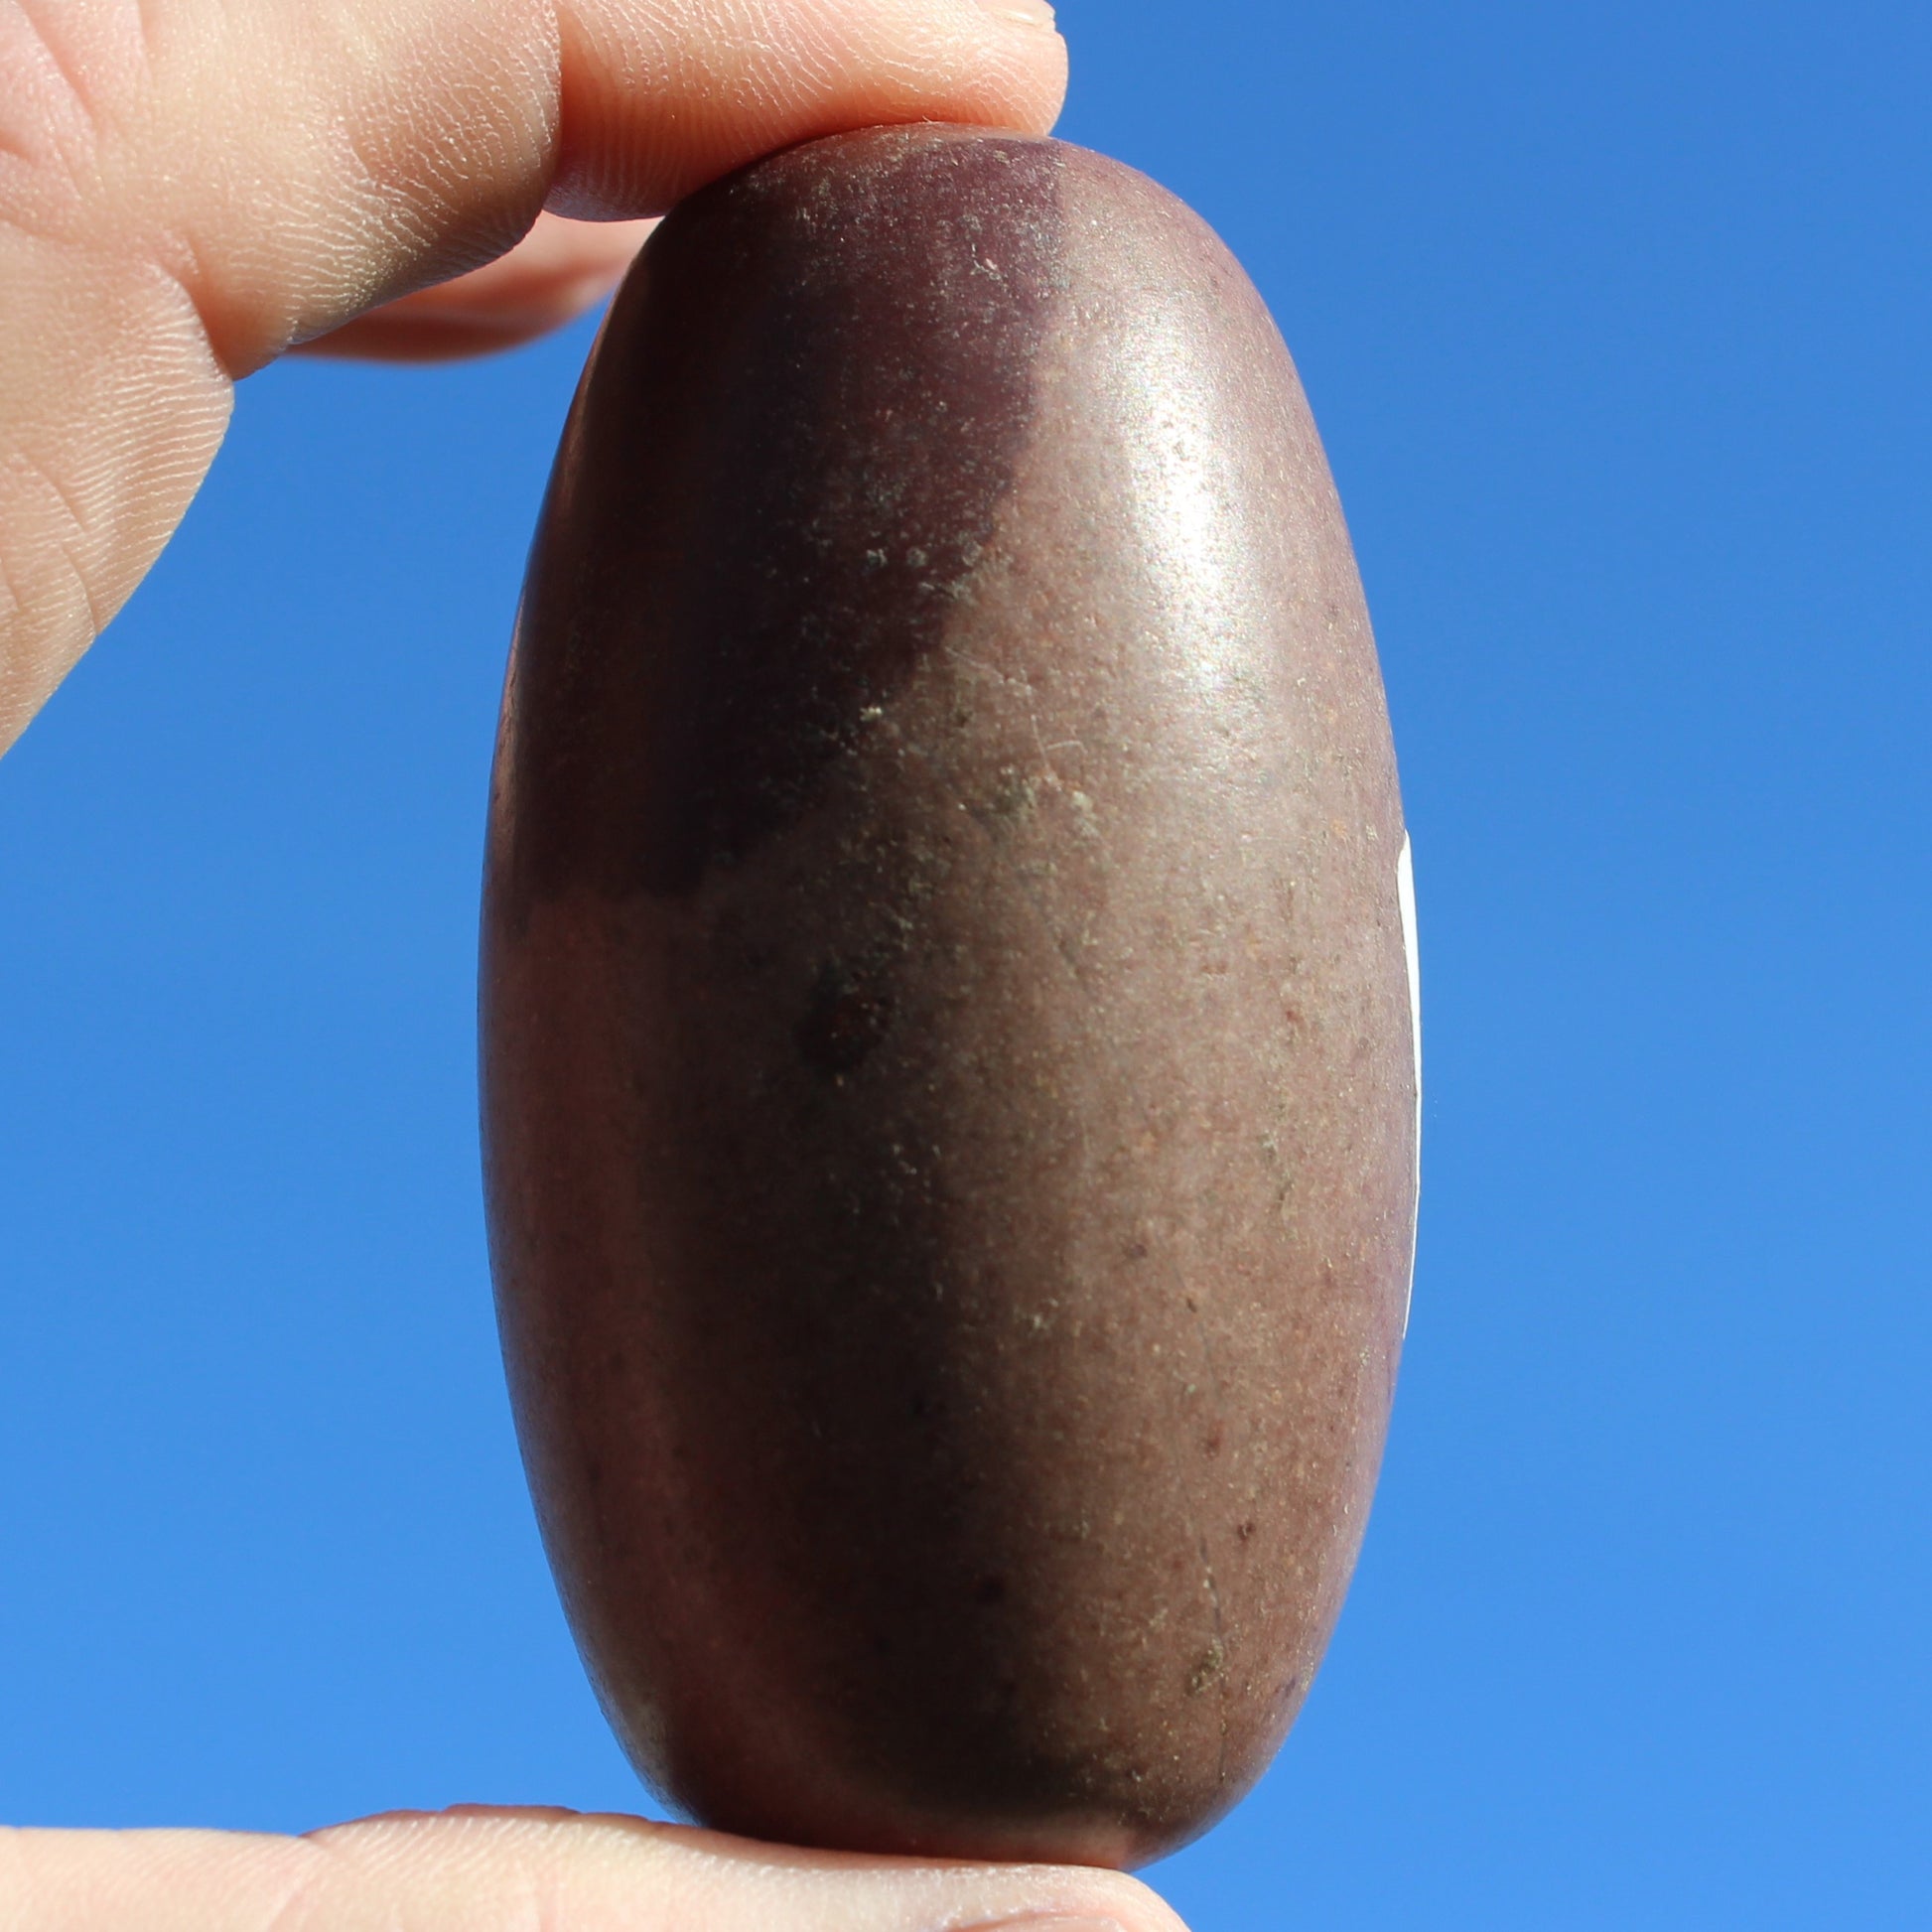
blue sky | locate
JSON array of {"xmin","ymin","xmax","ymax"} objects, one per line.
[{"xmin": 2, "ymin": 2, "xmax": 1927, "ymax": 1925}]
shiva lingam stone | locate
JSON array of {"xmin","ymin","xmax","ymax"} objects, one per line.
[{"xmin": 482, "ymin": 123, "xmax": 1419, "ymax": 1867}]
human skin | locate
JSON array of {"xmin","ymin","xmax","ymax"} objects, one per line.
[
  {"xmin": 0, "ymin": 3, "xmax": 1187, "ymax": 1928},
  {"xmin": 0, "ymin": 1809, "xmax": 1184, "ymax": 1932}
]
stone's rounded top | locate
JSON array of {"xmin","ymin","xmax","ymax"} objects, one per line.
[{"xmin": 483, "ymin": 121, "xmax": 1413, "ymax": 1867}]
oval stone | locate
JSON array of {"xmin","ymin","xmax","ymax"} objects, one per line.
[{"xmin": 482, "ymin": 124, "xmax": 1418, "ymax": 1867}]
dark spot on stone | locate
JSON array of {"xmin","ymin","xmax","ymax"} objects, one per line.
[{"xmin": 796, "ymin": 957, "xmax": 895, "ymax": 1076}]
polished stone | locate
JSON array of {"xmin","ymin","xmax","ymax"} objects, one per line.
[{"xmin": 483, "ymin": 124, "xmax": 1417, "ymax": 1867}]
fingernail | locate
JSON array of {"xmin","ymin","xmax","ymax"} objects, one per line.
[{"xmin": 975, "ymin": 0, "xmax": 1060, "ymax": 31}]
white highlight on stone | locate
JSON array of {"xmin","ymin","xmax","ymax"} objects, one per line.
[{"xmin": 1397, "ymin": 834, "xmax": 1421, "ymax": 1337}]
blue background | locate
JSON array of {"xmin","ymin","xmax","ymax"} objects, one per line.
[{"xmin": 3, "ymin": 1, "xmax": 1927, "ymax": 1924}]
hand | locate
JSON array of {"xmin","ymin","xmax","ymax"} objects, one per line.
[
  {"xmin": 0, "ymin": 7, "xmax": 1189, "ymax": 1930},
  {"xmin": 0, "ymin": 0, "xmax": 1066, "ymax": 753},
  {"xmin": 2, "ymin": 1806, "xmax": 1186, "ymax": 1930}
]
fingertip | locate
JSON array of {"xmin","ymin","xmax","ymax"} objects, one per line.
[
  {"xmin": 547, "ymin": 0, "xmax": 1071, "ymax": 217},
  {"xmin": 978, "ymin": 0, "xmax": 1071, "ymax": 120},
  {"xmin": 307, "ymin": 1808, "xmax": 1194, "ymax": 1932},
  {"xmin": 964, "ymin": 0, "xmax": 1070, "ymax": 135}
]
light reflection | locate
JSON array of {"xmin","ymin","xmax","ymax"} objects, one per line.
[{"xmin": 1104, "ymin": 290, "xmax": 1261, "ymax": 712}]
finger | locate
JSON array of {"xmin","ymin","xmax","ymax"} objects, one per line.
[
  {"xmin": 0, "ymin": 0, "xmax": 1067, "ymax": 752},
  {"xmin": 298, "ymin": 213, "xmax": 657, "ymax": 361},
  {"xmin": 0, "ymin": 1806, "xmax": 1188, "ymax": 1932}
]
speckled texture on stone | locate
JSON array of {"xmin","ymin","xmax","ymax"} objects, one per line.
[{"xmin": 483, "ymin": 124, "xmax": 1417, "ymax": 1868}]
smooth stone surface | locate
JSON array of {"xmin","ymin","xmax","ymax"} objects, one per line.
[{"xmin": 483, "ymin": 124, "xmax": 1418, "ymax": 1867}]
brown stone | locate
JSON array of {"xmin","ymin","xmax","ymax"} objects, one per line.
[{"xmin": 482, "ymin": 124, "xmax": 1418, "ymax": 1867}]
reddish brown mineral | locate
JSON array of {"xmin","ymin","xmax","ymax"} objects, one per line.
[{"xmin": 483, "ymin": 124, "xmax": 1418, "ymax": 1867}]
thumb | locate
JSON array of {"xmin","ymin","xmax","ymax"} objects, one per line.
[
  {"xmin": 0, "ymin": 0, "xmax": 1066, "ymax": 750},
  {"xmin": 0, "ymin": 1807, "xmax": 1188, "ymax": 1932}
]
